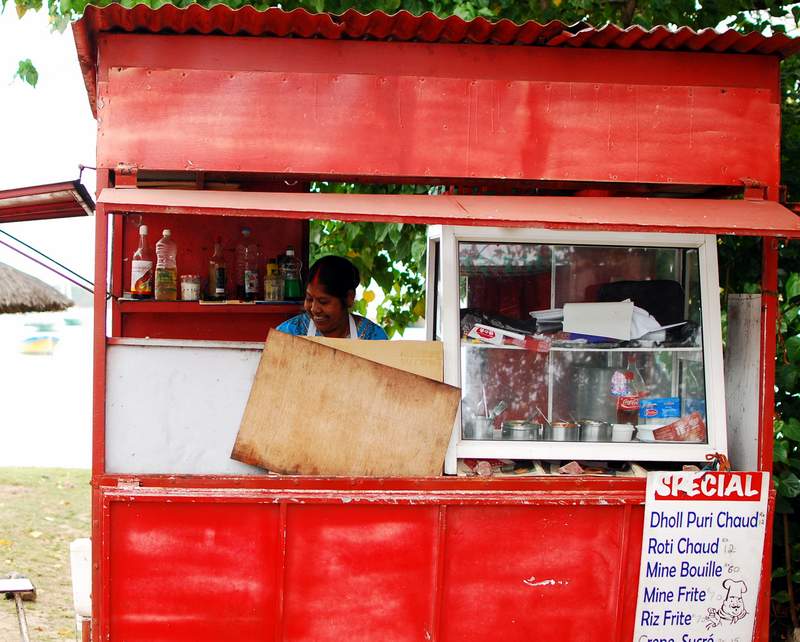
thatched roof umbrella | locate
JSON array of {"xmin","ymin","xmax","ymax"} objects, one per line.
[{"xmin": 0, "ymin": 262, "xmax": 73, "ymax": 314}]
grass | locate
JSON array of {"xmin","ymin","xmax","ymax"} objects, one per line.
[{"xmin": 0, "ymin": 468, "xmax": 91, "ymax": 642}]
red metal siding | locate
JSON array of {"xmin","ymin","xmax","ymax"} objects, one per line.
[
  {"xmin": 440, "ymin": 504, "xmax": 630, "ymax": 640},
  {"xmin": 107, "ymin": 500, "xmax": 281, "ymax": 641},
  {"xmin": 95, "ymin": 35, "xmax": 780, "ymax": 189},
  {"xmin": 97, "ymin": 488, "xmax": 774, "ymax": 641},
  {"xmin": 283, "ymin": 505, "xmax": 439, "ymax": 641},
  {"xmin": 99, "ymin": 488, "xmax": 651, "ymax": 642}
]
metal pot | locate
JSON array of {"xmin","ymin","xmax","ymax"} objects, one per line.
[
  {"xmin": 573, "ymin": 366, "xmax": 619, "ymax": 424},
  {"xmin": 579, "ymin": 419, "xmax": 612, "ymax": 442},
  {"xmin": 469, "ymin": 416, "xmax": 495, "ymax": 440},
  {"xmin": 502, "ymin": 420, "xmax": 541, "ymax": 441},
  {"xmin": 543, "ymin": 420, "xmax": 579, "ymax": 441}
]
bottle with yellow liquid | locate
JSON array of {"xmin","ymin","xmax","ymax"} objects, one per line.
[{"xmin": 154, "ymin": 229, "xmax": 178, "ymax": 301}]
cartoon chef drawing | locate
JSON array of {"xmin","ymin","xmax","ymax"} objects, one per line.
[{"xmin": 704, "ymin": 579, "xmax": 748, "ymax": 629}]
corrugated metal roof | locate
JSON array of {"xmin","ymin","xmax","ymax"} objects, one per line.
[
  {"xmin": 72, "ymin": 4, "xmax": 800, "ymax": 116},
  {"xmin": 77, "ymin": 4, "xmax": 800, "ymax": 55}
]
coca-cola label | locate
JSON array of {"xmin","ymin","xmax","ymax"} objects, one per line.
[{"xmin": 617, "ymin": 395, "xmax": 640, "ymax": 411}]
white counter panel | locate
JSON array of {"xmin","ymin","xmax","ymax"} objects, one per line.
[{"xmin": 106, "ymin": 340, "xmax": 266, "ymax": 475}]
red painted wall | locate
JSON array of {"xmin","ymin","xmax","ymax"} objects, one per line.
[
  {"xmin": 100, "ymin": 488, "xmax": 647, "ymax": 642},
  {"xmin": 96, "ymin": 35, "xmax": 780, "ymax": 190}
]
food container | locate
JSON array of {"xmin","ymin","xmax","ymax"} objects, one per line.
[
  {"xmin": 502, "ymin": 420, "xmax": 541, "ymax": 441},
  {"xmin": 469, "ymin": 416, "xmax": 495, "ymax": 440},
  {"xmin": 579, "ymin": 419, "xmax": 611, "ymax": 442},
  {"xmin": 180, "ymin": 274, "xmax": 201, "ymax": 301},
  {"xmin": 611, "ymin": 423, "xmax": 635, "ymax": 442},
  {"xmin": 635, "ymin": 424, "xmax": 661, "ymax": 442},
  {"xmin": 543, "ymin": 421, "xmax": 578, "ymax": 441}
]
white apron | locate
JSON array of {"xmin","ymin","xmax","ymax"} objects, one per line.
[{"xmin": 306, "ymin": 314, "xmax": 359, "ymax": 339}]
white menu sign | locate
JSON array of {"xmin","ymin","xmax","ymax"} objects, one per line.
[{"xmin": 633, "ymin": 471, "xmax": 769, "ymax": 642}]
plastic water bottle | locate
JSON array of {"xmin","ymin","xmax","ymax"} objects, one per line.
[
  {"xmin": 154, "ymin": 229, "xmax": 178, "ymax": 301},
  {"xmin": 281, "ymin": 246, "xmax": 303, "ymax": 301},
  {"xmin": 235, "ymin": 228, "xmax": 259, "ymax": 300}
]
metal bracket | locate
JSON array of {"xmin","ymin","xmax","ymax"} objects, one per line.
[
  {"xmin": 739, "ymin": 177, "xmax": 767, "ymax": 201},
  {"xmin": 115, "ymin": 163, "xmax": 139, "ymax": 189}
]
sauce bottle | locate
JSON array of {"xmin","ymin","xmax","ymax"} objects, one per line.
[{"xmin": 130, "ymin": 224, "xmax": 153, "ymax": 299}]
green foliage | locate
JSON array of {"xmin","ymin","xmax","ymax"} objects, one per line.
[
  {"xmin": 14, "ymin": 59, "xmax": 38, "ymax": 87},
  {"xmin": 769, "ymin": 265, "xmax": 800, "ymax": 638},
  {"xmin": 309, "ymin": 183, "xmax": 430, "ymax": 337}
]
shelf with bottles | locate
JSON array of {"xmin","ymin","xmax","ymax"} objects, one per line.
[
  {"xmin": 116, "ymin": 212, "xmax": 308, "ymax": 341},
  {"xmin": 121, "ymin": 215, "xmax": 308, "ymax": 301},
  {"xmin": 117, "ymin": 300, "xmax": 304, "ymax": 314}
]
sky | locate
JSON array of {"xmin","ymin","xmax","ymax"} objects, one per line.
[{"xmin": 0, "ymin": 8, "xmax": 97, "ymax": 290}]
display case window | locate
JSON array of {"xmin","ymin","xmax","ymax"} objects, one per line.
[{"xmin": 458, "ymin": 241, "xmax": 707, "ymax": 446}]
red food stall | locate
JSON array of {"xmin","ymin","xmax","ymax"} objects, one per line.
[{"xmin": 68, "ymin": 6, "xmax": 800, "ymax": 640}]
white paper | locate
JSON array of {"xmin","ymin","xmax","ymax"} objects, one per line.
[
  {"xmin": 562, "ymin": 301, "xmax": 684, "ymax": 341},
  {"xmin": 562, "ymin": 300, "xmax": 634, "ymax": 340}
]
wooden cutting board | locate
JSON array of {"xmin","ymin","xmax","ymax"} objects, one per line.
[{"xmin": 231, "ymin": 330, "xmax": 460, "ymax": 476}]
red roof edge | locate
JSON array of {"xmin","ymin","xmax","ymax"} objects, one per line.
[{"xmin": 0, "ymin": 180, "xmax": 95, "ymax": 224}]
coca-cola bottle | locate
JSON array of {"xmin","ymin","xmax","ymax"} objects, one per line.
[{"xmin": 615, "ymin": 356, "xmax": 646, "ymax": 425}]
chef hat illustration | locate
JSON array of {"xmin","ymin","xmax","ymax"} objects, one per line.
[{"xmin": 723, "ymin": 579, "xmax": 747, "ymax": 599}]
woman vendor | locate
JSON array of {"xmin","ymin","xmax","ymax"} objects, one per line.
[{"xmin": 277, "ymin": 255, "xmax": 388, "ymax": 340}]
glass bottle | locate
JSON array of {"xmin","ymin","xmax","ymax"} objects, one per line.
[
  {"xmin": 281, "ymin": 246, "xmax": 303, "ymax": 301},
  {"xmin": 154, "ymin": 229, "xmax": 177, "ymax": 301},
  {"xmin": 263, "ymin": 258, "xmax": 283, "ymax": 301},
  {"xmin": 235, "ymin": 228, "xmax": 260, "ymax": 300},
  {"xmin": 130, "ymin": 224, "xmax": 153, "ymax": 299},
  {"xmin": 208, "ymin": 237, "xmax": 227, "ymax": 301}
]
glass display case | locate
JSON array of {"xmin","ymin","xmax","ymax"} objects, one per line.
[{"xmin": 426, "ymin": 226, "xmax": 726, "ymax": 474}]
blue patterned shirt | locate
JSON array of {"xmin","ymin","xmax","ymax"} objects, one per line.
[{"xmin": 276, "ymin": 313, "xmax": 388, "ymax": 340}]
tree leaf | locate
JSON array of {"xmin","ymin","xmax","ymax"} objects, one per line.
[
  {"xmin": 772, "ymin": 590, "xmax": 790, "ymax": 604},
  {"xmin": 782, "ymin": 418, "xmax": 800, "ymax": 442},
  {"xmin": 14, "ymin": 59, "xmax": 38, "ymax": 87},
  {"xmin": 786, "ymin": 272, "xmax": 800, "ymax": 302},
  {"xmin": 778, "ymin": 472, "xmax": 800, "ymax": 498},
  {"xmin": 786, "ymin": 336, "xmax": 800, "ymax": 364},
  {"xmin": 775, "ymin": 440, "xmax": 789, "ymax": 465}
]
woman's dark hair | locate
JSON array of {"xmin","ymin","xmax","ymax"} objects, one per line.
[{"xmin": 308, "ymin": 255, "xmax": 360, "ymax": 305}]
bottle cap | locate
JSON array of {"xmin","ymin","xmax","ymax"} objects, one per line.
[
  {"xmin": 242, "ymin": 228, "xmax": 251, "ymax": 236},
  {"xmin": 139, "ymin": 225, "xmax": 148, "ymax": 234},
  {"xmin": 286, "ymin": 247, "xmax": 295, "ymax": 256},
  {"xmin": 163, "ymin": 229, "xmax": 171, "ymax": 236}
]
